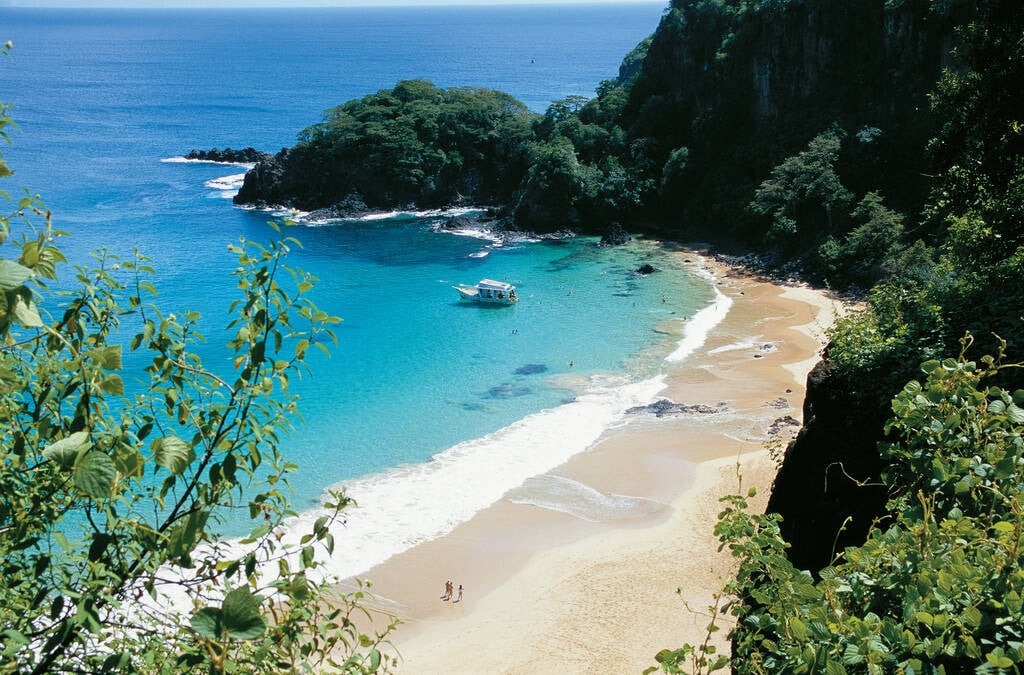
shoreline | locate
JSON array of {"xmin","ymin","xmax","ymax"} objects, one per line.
[{"xmin": 346, "ymin": 250, "xmax": 840, "ymax": 672}]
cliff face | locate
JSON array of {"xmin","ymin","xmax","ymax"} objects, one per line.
[
  {"xmin": 625, "ymin": 0, "xmax": 959, "ymax": 235},
  {"xmin": 765, "ymin": 358, "xmax": 891, "ymax": 573}
]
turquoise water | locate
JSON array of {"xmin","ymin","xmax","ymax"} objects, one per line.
[{"xmin": 0, "ymin": 4, "xmax": 720, "ymax": 577}]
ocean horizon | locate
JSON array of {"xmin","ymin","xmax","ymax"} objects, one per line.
[{"xmin": 0, "ymin": 3, "xmax": 726, "ymax": 579}]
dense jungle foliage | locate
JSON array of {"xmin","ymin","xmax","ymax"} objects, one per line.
[{"xmin": 234, "ymin": 81, "xmax": 535, "ymax": 211}]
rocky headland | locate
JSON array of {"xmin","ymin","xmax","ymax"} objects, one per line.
[{"xmin": 185, "ymin": 146, "xmax": 270, "ymax": 164}]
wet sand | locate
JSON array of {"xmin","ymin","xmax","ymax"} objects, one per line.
[{"xmin": 348, "ymin": 253, "xmax": 839, "ymax": 673}]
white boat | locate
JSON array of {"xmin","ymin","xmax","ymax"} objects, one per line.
[{"xmin": 453, "ymin": 278, "xmax": 518, "ymax": 305}]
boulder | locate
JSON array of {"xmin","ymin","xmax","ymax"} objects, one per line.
[
  {"xmin": 626, "ymin": 398, "xmax": 727, "ymax": 417},
  {"xmin": 599, "ymin": 221, "xmax": 631, "ymax": 246},
  {"xmin": 635, "ymin": 263, "xmax": 659, "ymax": 275}
]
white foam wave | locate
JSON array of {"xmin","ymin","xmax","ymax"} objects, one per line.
[
  {"xmin": 439, "ymin": 225, "xmax": 504, "ymax": 244},
  {"xmin": 161, "ymin": 156, "xmax": 255, "ymax": 168},
  {"xmin": 506, "ymin": 474, "xmax": 667, "ymax": 521},
  {"xmin": 709, "ymin": 338, "xmax": 759, "ymax": 355},
  {"xmin": 666, "ymin": 283, "xmax": 733, "ymax": 363},
  {"xmin": 272, "ymin": 371, "xmax": 667, "ymax": 581},
  {"xmin": 204, "ymin": 172, "xmax": 247, "ymax": 197}
]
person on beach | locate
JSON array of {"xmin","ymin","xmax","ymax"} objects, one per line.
[
  {"xmin": 454, "ymin": 584, "xmax": 464, "ymax": 603},
  {"xmin": 441, "ymin": 579, "xmax": 453, "ymax": 601}
]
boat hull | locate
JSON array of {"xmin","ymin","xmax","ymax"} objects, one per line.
[{"xmin": 453, "ymin": 284, "xmax": 517, "ymax": 305}]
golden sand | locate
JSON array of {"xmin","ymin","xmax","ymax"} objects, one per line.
[{"xmin": 348, "ymin": 252, "xmax": 840, "ymax": 674}]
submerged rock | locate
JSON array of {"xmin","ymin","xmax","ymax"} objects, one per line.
[
  {"xmin": 487, "ymin": 383, "xmax": 533, "ymax": 399},
  {"xmin": 514, "ymin": 363, "xmax": 548, "ymax": 376},
  {"xmin": 635, "ymin": 263, "xmax": 659, "ymax": 275}
]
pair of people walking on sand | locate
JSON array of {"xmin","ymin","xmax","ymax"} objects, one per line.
[{"xmin": 440, "ymin": 579, "xmax": 463, "ymax": 603}]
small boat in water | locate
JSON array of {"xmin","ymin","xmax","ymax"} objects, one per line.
[{"xmin": 453, "ymin": 278, "xmax": 518, "ymax": 305}]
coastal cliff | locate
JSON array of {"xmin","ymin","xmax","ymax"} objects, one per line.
[
  {"xmin": 621, "ymin": 0, "xmax": 960, "ymax": 239},
  {"xmin": 764, "ymin": 357, "xmax": 890, "ymax": 573}
]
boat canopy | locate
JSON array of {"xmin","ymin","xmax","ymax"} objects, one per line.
[{"xmin": 476, "ymin": 279, "xmax": 515, "ymax": 292}]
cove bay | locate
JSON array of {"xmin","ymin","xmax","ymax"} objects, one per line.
[{"xmin": 0, "ymin": 4, "xmax": 718, "ymax": 578}]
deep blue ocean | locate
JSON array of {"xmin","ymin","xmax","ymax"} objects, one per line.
[{"xmin": 0, "ymin": 4, "xmax": 722, "ymax": 578}]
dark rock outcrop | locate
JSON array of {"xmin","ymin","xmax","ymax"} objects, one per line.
[
  {"xmin": 306, "ymin": 195, "xmax": 370, "ymax": 221},
  {"xmin": 233, "ymin": 148, "xmax": 292, "ymax": 206},
  {"xmin": 441, "ymin": 215, "xmax": 472, "ymax": 230},
  {"xmin": 626, "ymin": 399, "xmax": 727, "ymax": 417},
  {"xmin": 766, "ymin": 415, "xmax": 801, "ymax": 437},
  {"xmin": 186, "ymin": 147, "xmax": 269, "ymax": 164},
  {"xmin": 635, "ymin": 263, "xmax": 659, "ymax": 275},
  {"xmin": 765, "ymin": 358, "xmax": 890, "ymax": 574},
  {"xmin": 599, "ymin": 222, "xmax": 631, "ymax": 246}
]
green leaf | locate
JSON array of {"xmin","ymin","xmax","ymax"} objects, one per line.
[
  {"xmin": 0, "ymin": 260, "xmax": 32, "ymax": 290},
  {"xmin": 1006, "ymin": 403, "xmax": 1024, "ymax": 424},
  {"xmin": 96, "ymin": 345, "xmax": 123, "ymax": 371},
  {"xmin": 152, "ymin": 435, "xmax": 195, "ymax": 476},
  {"xmin": 114, "ymin": 448, "xmax": 145, "ymax": 478},
  {"xmin": 825, "ymin": 661, "xmax": 848, "ymax": 675},
  {"xmin": 42, "ymin": 431, "xmax": 92, "ymax": 467},
  {"xmin": 220, "ymin": 587, "xmax": 266, "ymax": 640},
  {"xmin": 986, "ymin": 651, "xmax": 1013, "ymax": 668},
  {"xmin": 73, "ymin": 451, "xmax": 116, "ymax": 498},
  {"xmin": 789, "ymin": 617, "xmax": 809, "ymax": 640},
  {"xmin": 190, "ymin": 607, "xmax": 222, "ymax": 639},
  {"xmin": 963, "ymin": 606, "xmax": 982, "ymax": 629},
  {"xmin": 99, "ymin": 374, "xmax": 124, "ymax": 396},
  {"xmin": 9, "ymin": 292, "xmax": 42, "ymax": 328}
]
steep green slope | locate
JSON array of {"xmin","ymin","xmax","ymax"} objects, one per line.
[{"xmin": 622, "ymin": 0, "xmax": 959, "ymax": 237}]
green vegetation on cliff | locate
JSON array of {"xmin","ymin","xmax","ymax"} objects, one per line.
[{"xmin": 650, "ymin": 0, "xmax": 1024, "ymax": 671}]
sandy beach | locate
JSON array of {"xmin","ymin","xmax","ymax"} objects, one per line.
[{"xmin": 351, "ymin": 252, "xmax": 840, "ymax": 673}]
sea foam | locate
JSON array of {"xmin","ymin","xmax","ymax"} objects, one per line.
[
  {"xmin": 666, "ymin": 283, "xmax": 732, "ymax": 363},
  {"xmin": 506, "ymin": 474, "xmax": 667, "ymax": 521},
  {"xmin": 160, "ymin": 156, "xmax": 256, "ymax": 168},
  {"xmin": 205, "ymin": 172, "xmax": 247, "ymax": 197},
  {"xmin": 280, "ymin": 370, "xmax": 667, "ymax": 581}
]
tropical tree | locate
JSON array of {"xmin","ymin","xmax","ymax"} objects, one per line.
[{"xmin": 748, "ymin": 128, "xmax": 853, "ymax": 243}]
